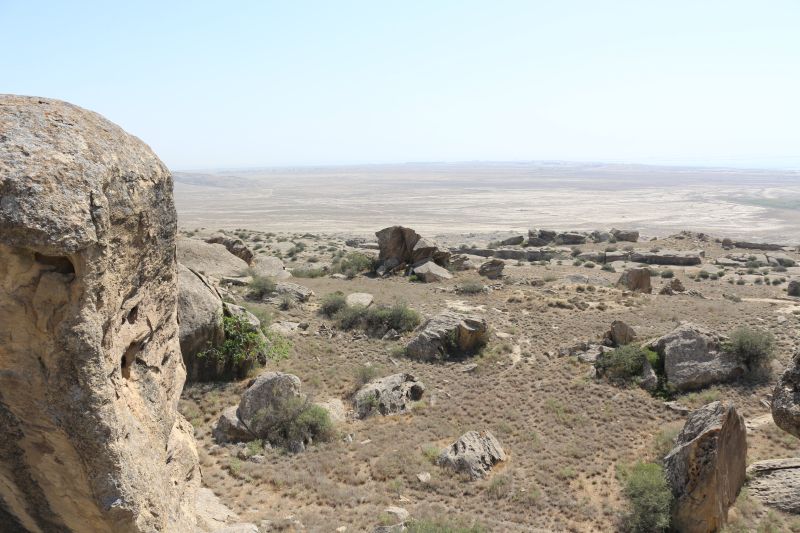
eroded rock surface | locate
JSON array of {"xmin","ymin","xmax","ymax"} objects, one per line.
[
  {"xmin": 405, "ymin": 312, "xmax": 488, "ymax": 361},
  {"xmin": 664, "ymin": 401, "xmax": 747, "ymax": 533},
  {"xmin": 747, "ymin": 458, "xmax": 800, "ymax": 513},
  {"xmin": 772, "ymin": 351, "xmax": 800, "ymax": 438},
  {"xmin": 437, "ymin": 431, "xmax": 506, "ymax": 480},
  {"xmin": 353, "ymin": 373, "xmax": 425, "ymax": 418},
  {"xmin": 375, "ymin": 226, "xmax": 449, "ymax": 272},
  {"xmin": 0, "ymin": 96, "xmax": 199, "ymax": 532},
  {"xmin": 617, "ymin": 267, "xmax": 652, "ymax": 293}
]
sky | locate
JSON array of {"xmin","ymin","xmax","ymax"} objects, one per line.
[{"xmin": 1, "ymin": 1, "xmax": 799, "ymax": 170}]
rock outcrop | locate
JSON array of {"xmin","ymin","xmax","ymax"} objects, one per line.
[
  {"xmin": 629, "ymin": 250, "xmax": 703, "ymax": 266},
  {"xmin": 206, "ymin": 233, "xmax": 255, "ymax": 264},
  {"xmin": 610, "ymin": 228, "xmax": 639, "ymax": 242},
  {"xmin": 772, "ymin": 351, "xmax": 800, "ymax": 438},
  {"xmin": 617, "ymin": 267, "xmax": 652, "ymax": 293},
  {"xmin": 478, "ymin": 259, "xmax": 505, "ymax": 279},
  {"xmin": 353, "ymin": 373, "xmax": 425, "ymax": 418},
  {"xmin": 237, "ymin": 372, "xmax": 304, "ymax": 437},
  {"xmin": 405, "ymin": 312, "xmax": 488, "ymax": 361},
  {"xmin": 664, "ymin": 401, "xmax": 747, "ymax": 533},
  {"xmin": 178, "ymin": 236, "xmax": 250, "ymax": 279},
  {"xmin": 651, "ymin": 323, "xmax": 744, "ymax": 391},
  {"xmin": 178, "ymin": 264, "xmax": 225, "ymax": 378},
  {"xmin": 436, "ymin": 431, "xmax": 506, "ymax": 480},
  {"xmin": 0, "ymin": 96, "xmax": 200, "ymax": 532},
  {"xmin": 603, "ymin": 320, "xmax": 636, "ymax": 347},
  {"xmin": 789, "ymin": 280, "xmax": 800, "ymax": 297},
  {"xmin": 375, "ymin": 226, "xmax": 450, "ymax": 273},
  {"xmin": 746, "ymin": 458, "xmax": 800, "ymax": 513}
]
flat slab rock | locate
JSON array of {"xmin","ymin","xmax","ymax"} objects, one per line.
[
  {"xmin": 437, "ymin": 430, "xmax": 507, "ymax": 480},
  {"xmin": 346, "ymin": 292, "xmax": 374, "ymax": 307},
  {"xmin": 746, "ymin": 458, "xmax": 800, "ymax": 513}
]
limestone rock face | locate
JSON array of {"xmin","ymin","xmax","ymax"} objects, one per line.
[
  {"xmin": 405, "ymin": 312, "xmax": 488, "ymax": 361},
  {"xmin": 353, "ymin": 373, "xmax": 425, "ymax": 418},
  {"xmin": 617, "ymin": 267, "xmax": 652, "ymax": 293},
  {"xmin": 652, "ymin": 323, "xmax": 744, "ymax": 391},
  {"xmin": 178, "ymin": 263, "xmax": 225, "ymax": 378},
  {"xmin": 178, "ymin": 236, "xmax": 249, "ymax": 279},
  {"xmin": 437, "ymin": 431, "xmax": 506, "ymax": 480},
  {"xmin": 0, "ymin": 96, "xmax": 199, "ymax": 532},
  {"xmin": 664, "ymin": 401, "xmax": 747, "ymax": 533},
  {"xmin": 772, "ymin": 351, "xmax": 800, "ymax": 438}
]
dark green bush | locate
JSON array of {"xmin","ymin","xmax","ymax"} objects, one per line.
[
  {"xmin": 334, "ymin": 304, "xmax": 369, "ymax": 330},
  {"xmin": 320, "ymin": 292, "xmax": 348, "ymax": 317},
  {"xmin": 621, "ymin": 462, "xmax": 672, "ymax": 532},
  {"xmin": 596, "ymin": 345, "xmax": 648, "ymax": 381},
  {"xmin": 660, "ymin": 269, "xmax": 674, "ymax": 278},
  {"xmin": 198, "ymin": 314, "xmax": 267, "ymax": 379},
  {"xmin": 459, "ymin": 280, "xmax": 485, "ymax": 294},
  {"xmin": 257, "ymin": 397, "xmax": 334, "ymax": 449},
  {"xmin": 726, "ymin": 327, "xmax": 775, "ymax": 374},
  {"xmin": 366, "ymin": 303, "xmax": 421, "ymax": 333},
  {"xmin": 247, "ymin": 274, "xmax": 276, "ymax": 299}
]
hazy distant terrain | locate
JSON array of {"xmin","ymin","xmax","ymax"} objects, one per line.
[{"xmin": 174, "ymin": 162, "xmax": 800, "ymax": 243}]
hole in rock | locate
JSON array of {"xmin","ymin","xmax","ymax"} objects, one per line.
[
  {"xmin": 121, "ymin": 342, "xmax": 139, "ymax": 379},
  {"xmin": 126, "ymin": 305, "xmax": 139, "ymax": 324},
  {"xmin": 34, "ymin": 253, "xmax": 75, "ymax": 274}
]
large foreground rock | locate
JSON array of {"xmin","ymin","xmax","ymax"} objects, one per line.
[
  {"xmin": 353, "ymin": 373, "xmax": 425, "ymax": 418},
  {"xmin": 376, "ymin": 226, "xmax": 450, "ymax": 270},
  {"xmin": 772, "ymin": 351, "xmax": 800, "ymax": 438},
  {"xmin": 746, "ymin": 458, "xmax": 800, "ymax": 513},
  {"xmin": 0, "ymin": 96, "xmax": 199, "ymax": 532},
  {"xmin": 651, "ymin": 323, "xmax": 744, "ymax": 391},
  {"xmin": 437, "ymin": 431, "xmax": 506, "ymax": 480},
  {"xmin": 405, "ymin": 312, "xmax": 489, "ymax": 361},
  {"xmin": 664, "ymin": 401, "xmax": 747, "ymax": 533}
]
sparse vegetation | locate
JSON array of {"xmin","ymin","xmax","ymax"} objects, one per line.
[
  {"xmin": 320, "ymin": 292, "xmax": 347, "ymax": 317},
  {"xmin": 247, "ymin": 273, "xmax": 276, "ymax": 299},
  {"xmin": 332, "ymin": 251, "xmax": 374, "ymax": 278},
  {"xmin": 725, "ymin": 326, "xmax": 775, "ymax": 376},
  {"xmin": 333, "ymin": 302, "xmax": 421, "ymax": 334}
]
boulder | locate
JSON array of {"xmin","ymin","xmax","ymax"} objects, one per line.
[
  {"xmin": 0, "ymin": 96, "xmax": 199, "ymax": 532},
  {"xmin": 788, "ymin": 280, "xmax": 800, "ymax": 297},
  {"xmin": 604, "ymin": 320, "xmax": 637, "ymax": 347},
  {"xmin": 746, "ymin": 458, "xmax": 800, "ymax": 513},
  {"xmin": 346, "ymin": 292, "xmax": 374, "ymax": 308},
  {"xmin": 499, "ymin": 235, "xmax": 525, "ymax": 246},
  {"xmin": 206, "ymin": 233, "xmax": 255, "ymax": 264},
  {"xmin": 450, "ymin": 254, "xmax": 478, "ymax": 271},
  {"xmin": 353, "ymin": 373, "xmax": 425, "ymax": 418},
  {"xmin": 413, "ymin": 260, "xmax": 453, "ymax": 282},
  {"xmin": 178, "ymin": 236, "xmax": 250, "ymax": 279},
  {"xmin": 610, "ymin": 228, "xmax": 639, "ymax": 242},
  {"xmin": 478, "ymin": 259, "xmax": 505, "ymax": 279},
  {"xmin": 376, "ymin": 226, "xmax": 449, "ymax": 269},
  {"xmin": 527, "ymin": 229, "xmax": 556, "ymax": 246},
  {"xmin": 664, "ymin": 401, "xmax": 747, "ymax": 533},
  {"xmin": 406, "ymin": 312, "xmax": 489, "ymax": 361},
  {"xmin": 659, "ymin": 277, "xmax": 686, "ymax": 295},
  {"xmin": 213, "ymin": 406, "xmax": 254, "ymax": 444},
  {"xmin": 589, "ymin": 230, "xmax": 612, "ymax": 243},
  {"xmin": 733, "ymin": 241, "xmax": 784, "ymax": 251},
  {"xmin": 249, "ymin": 255, "xmax": 291, "ymax": 280},
  {"xmin": 554, "ymin": 232, "xmax": 587, "ymax": 245},
  {"xmin": 630, "ymin": 250, "xmax": 702, "ymax": 266},
  {"xmin": 651, "ymin": 323, "xmax": 744, "ymax": 391},
  {"xmin": 617, "ymin": 267, "xmax": 652, "ymax": 293},
  {"xmin": 436, "ymin": 431, "xmax": 506, "ymax": 480},
  {"xmin": 772, "ymin": 351, "xmax": 800, "ymax": 438},
  {"xmin": 265, "ymin": 282, "xmax": 314, "ymax": 305},
  {"xmin": 237, "ymin": 372, "xmax": 304, "ymax": 438},
  {"xmin": 640, "ymin": 358, "xmax": 658, "ymax": 391}
]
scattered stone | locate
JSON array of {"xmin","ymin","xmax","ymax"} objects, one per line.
[
  {"xmin": 603, "ymin": 320, "xmax": 637, "ymax": 347},
  {"xmin": 746, "ymin": 458, "xmax": 800, "ymax": 513},
  {"xmin": 384, "ymin": 506, "xmax": 410, "ymax": 523},
  {"xmin": 611, "ymin": 228, "xmax": 639, "ymax": 242},
  {"xmin": 269, "ymin": 321, "xmax": 301, "ymax": 336},
  {"xmin": 405, "ymin": 312, "xmax": 489, "ymax": 361},
  {"xmin": 265, "ymin": 282, "xmax": 314, "ymax": 304},
  {"xmin": 413, "ymin": 260, "xmax": 454, "ymax": 282},
  {"xmin": 651, "ymin": 323, "xmax": 744, "ymax": 391},
  {"xmin": 450, "ymin": 254, "xmax": 478, "ymax": 271},
  {"xmin": 499, "ymin": 235, "xmax": 525, "ymax": 246},
  {"xmin": 436, "ymin": 431, "xmax": 507, "ymax": 480},
  {"xmin": 630, "ymin": 250, "xmax": 703, "ymax": 266},
  {"xmin": 417, "ymin": 472, "xmax": 431, "ymax": 483},
  {"xmin": 665, "ymin": 401, "xmax": 691, "ymax": 415},
  {"xmin": 353, "ymin": 373, "xmax": 425, "ymax": 418},
  {"xmin": 788, "ymin": 280, "xmax": 800, "ymax": 297},
  {"xmin": 554, "ymin": 232, "xmax": 587, "ymax": 245},
  {"xmin": 346, "ymin": 292, "xmax": 375, "ymax": 307},
  {"xmin": 664, "ymin": 401, "xmax": 747, "ymax": 533},
  {"xmin": 527, "ymin": 228, "xmax": 557, "ymax": 246},
  {"xmin": 206, "ymin": 233, "xmax": 255, "ymax": 264},
  {"xmin": 617, "ymin": 267, "xmax": 652, "ymax": 293},
  {"xmin": 659, "ymin": 277, "xmax": 686, "ymax": 295},
  {"xmin": 478, "ymin": 259, "xmax": 505, "ymax": 279}
]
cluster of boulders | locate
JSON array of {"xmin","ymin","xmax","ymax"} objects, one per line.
[
  {"xmin": 526, "ymin": 227, "xmax": 639, "ymax": 246},
  {"xmin": 353, "ymin": 373, "xmax": 425, "ymax": 418},
  {"xmin": 375, "ymin": 225, "xmax": 450, "ymax": 279}
]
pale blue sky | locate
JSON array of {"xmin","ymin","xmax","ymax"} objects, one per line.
[{"xmin": 2, "ymin": 1, "xmax": 799, "ymax": 170}]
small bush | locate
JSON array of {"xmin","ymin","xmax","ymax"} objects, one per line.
[
  {"xmin": 366, "ymin": 303, "xmax": 421, "ymax": 333},
  {"xmin": 320, "ymin": 292, "xmax": 347, "ymax": 317},
  {"xmin": 264, "ymin": 330, "xmax": 292, "ymax": 361},
  {"xmin": 596, "ymin": 345, "xmax": 647, "ymax": 381},
  {"xmin": 726, "ymin": 327, "xmax": 775, "ymax": 374},
  {"xmin": 258, "ymin": 397, "xmax": 334, "ymax": 449},
  {"xmin": 353, "ymin": 364, "xmax": 382, "ymax": 388},
  {"xmin": 247, "ymin": 274, "xmax": 276, "ymax": 299},
  {"xmin": 584, "ymin": 261, "xmax": 595, "ymax": 268},
  {"xmin": 292, "ymin": 267, "xmax": 325, "ymax": 278},
  {"xmin": 406, "ymin": 519, "xmax": 485, "ymax": 533},
  {"xmin": 459, "ymin": 280, "xmax": 485, "ymax": 294},
  {"xmin": 198, "ymin": 314, "xmax": 267, "ymax": 378},
  {"xmin": 660, "ymin": 269, "xmax": 674, "ymax": 278},
  {"xmin": 335, "ymin": 304, "xmax": 369, "ymax": 330},
  {"xmin": 601, "ymin": 264, "xmax": 615, "ymax": 272},
  {"xmin": 333, "ymin": 251, "xmax": 374, "ymax": 278},
  {"xmin": 621, "ymin": 462, "xmax": 672, "ymax": 532}
]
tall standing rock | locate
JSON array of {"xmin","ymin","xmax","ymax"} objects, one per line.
[
  {"xmin": 0, "ymin": 96, "xmax": 200, "ymax": 532},
  {"xmin": 664, "ymin": 401, "xmax": 747, "ymax": 533}
]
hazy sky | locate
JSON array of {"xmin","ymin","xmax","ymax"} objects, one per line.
[{"xmin": 2, "ymin": 1, "xmax": 799, "ymax": 170}]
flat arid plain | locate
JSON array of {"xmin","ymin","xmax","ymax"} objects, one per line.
[{"xmin": 175, "ymin": 162, "xmax": 800, "ymax": 244}]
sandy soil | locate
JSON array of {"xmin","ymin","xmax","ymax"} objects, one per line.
[{"xmin": 174, "ymin": 162, "xmax": 800, "ymax": 243}]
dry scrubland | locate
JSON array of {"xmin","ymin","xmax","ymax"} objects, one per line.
[{"xmin": 178, "ymin": 227, "xmax": 800, "ymax": 532}]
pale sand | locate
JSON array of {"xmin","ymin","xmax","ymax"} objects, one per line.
[{"xmin": 174, "ymin": 162, "xmax": 800, "ymax": 243}]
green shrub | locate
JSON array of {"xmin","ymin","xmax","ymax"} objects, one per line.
[
  {"xmin": 406, "ymin": 519, "xmax": 485, "ymax": 533},
  {"xmin": 334, "ymin": 304, "xmax": 369, "ymax": 330},
  {"xmin": 601, "ymin": 264, "xmax": 615, "ymax": 272},
  {"xmin": 660, "ymin": 269, "xmax": 674, "ymax": 278},
  {"xmin": 258, "ymin": 397, "xmax": 334, "ymax": 449},
  {"xmin": 264, "ymin": 330, "xmax": 291, "ymax": 361},
  {"xmin": 366, "ymin": 303, "xmax": 421, "ymax": 333},
  {"xmin": 726, "ymin": 327, "xmax": 775, "ymax": 374},
  {"xmin": 198, "ymin": 314, "xmax": 267, "ymax": 378},
  {"xmin": 459, "ymin": 280, "xmax": 485, "ymax": 294},
  {"xmin": 596, "ymin": 345, "xmax": 647, "ymax": 381},
  {"xmin": 621, "ymin": 462, "xmax": 672, "ymax": 532},
  {"xmin": 583, "ymin": 261, "xmax": 595, "ymax": 268},
  {"xmin": 333, "ymin": 251, "xmax": 374, "ymax": 278},
  {"xmin": 292, "ymin": 267, "xmax": 325, "ymax": 278},
  {"xmin": 320, "ymin": 292, "xmax": 347, "ymax": 317},
  {"xmin": 354, "ymin": 364, "xmax": 382, "ymax": 388},
  {"xmin": 247, "ymin": 274, "xmax": 276, "ymax": 299}
]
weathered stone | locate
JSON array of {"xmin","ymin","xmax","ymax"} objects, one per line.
[
  {"xmin": 178, "ymin": 263, "xmax": 225, "ymax": 381},
  {"xmin": 527, "ymin": 229, "xmax": 556, "ymax": 246},
  {"xmin": 0, "ymin": 95, "xmax": 199, "ymax": 532},
  {"xmin": 554, "ymin": 232, "xmax": 587, "ymax": 245},
  {"xmin": 617, "ymin": 267, "xmax": 652, "ymax": 293},
  {"xmin": 450, "ymin": 254, "xmax": 477, "ymax": 271},
  {"xmin": 652, "ymin": 323, "xmax": 744, "ymax": 391},
  {"xmin": 265, "ymin": 282, "xmax": 314, "ymax": 304},
  {"xmin": 346, "ymin": 292, "xmax": 374, "ymax": 308},
  {"xmin": 376, "ymin": 226, "xmax": 449, "ymax": 268},
  {"xmin": 478, "ymin": 259, "xmax": 505, "ymax": 279},
  {"xmin": 178, "ymin": 236, "xmax": 250, "ymax": 279},
  {"xmin": 630, "ymin": 250, "xmax": 702, "ymax": 266},
  {"xmin": 788, "ymin": 280, "xmax": 800, "ymax": 297},
  {"xmin": 413, "ymin": 260, "xmax": 453, "ymax": 282},
  {"xmin": 640, "ymin": 358, "xmax": 658, "ymax": 391},
  {"xmin": 206, "ymin": 233, "xmax": 254, "ymax": 264},
  {"xmin": 237, "ymin": 372, "xmax": 304, "ymax": 438},
  {"xmin": 772, "ymin": 351, "xmax": 800, "ymax": 438},
  {"xmin": 659, "ymin": 277, "xmax": 686, "ymax": 295},
  {"xmin": 604, "ymin": 320, "xmax": 637, "ymax": 347},
  {"xmin": 250, "ymin": 255, "xmax": 291, "ymax": 280},
  {"xmin": 499, "ymin": 235, "xmax": 525, "ymax": 246},
  {"xmin": 746, "ymin": 458, "xmax": 800, "ymax": 513},
  {"xmin": 437, "ymin": 431, "xmax": 506, "ymax": 480},
  {"xmin": 733, "ymin": 241, "xmax": 784, "ymax": 251},
  {"xmin": 353, "ymin": 373, "xmax": 425, "ymax": 418},
  {"xmin": 213, "ymin": 406, "xmax": 254, "ymax": 444},
  {"xmin": 610, "ymin": 228, "xmax": 639, "ymax": 242},
  {"xmin": 406, "ymin": 312, "xmax": 489, "ymax": 361},
  {"xmin": 664, "ymin": 401, "xmax": 747, "ymax": 533}
]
